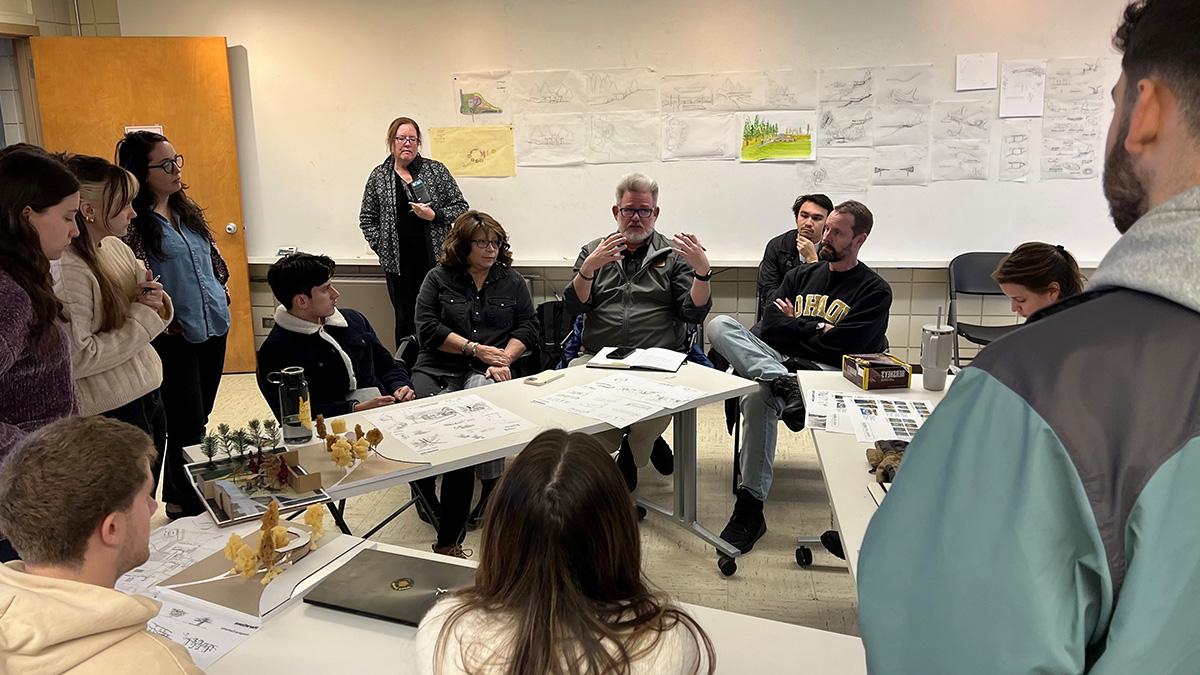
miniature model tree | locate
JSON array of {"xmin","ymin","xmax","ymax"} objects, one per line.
[
  {"xmin": 232, "ymin": 428, "xmax": 251, "ymax": 459},
  {"xmin": 247, "ymin": 419, "xmax": 264, "ymax": 451},
  {"xmin": 263, "ymin": 419, "xmax": 282, "ymax": 448},
  {"xmin": 200, "ymin": 435, "xmax": 220, "ymax": 468},
  {"xmin": 215, "ymin": 423, "xmax": 233, "ymax": 460}
]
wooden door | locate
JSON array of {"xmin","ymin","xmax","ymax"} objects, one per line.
[{"xmin": 30, "ymin": 36, "xmax": 255, "ymax": 373}]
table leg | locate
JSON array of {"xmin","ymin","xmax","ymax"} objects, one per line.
[
  {"xmin": 636, "ymin": 409, "xmax": 739, "ymax": 558},
  {"xmin": 326, "ymin": 499, "xmax": 352, "ymax": 535}
]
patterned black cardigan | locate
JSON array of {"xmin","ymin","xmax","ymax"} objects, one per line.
[{"xmin": 358, "ymin": 154, "xmax": 469, "ymax": 275}]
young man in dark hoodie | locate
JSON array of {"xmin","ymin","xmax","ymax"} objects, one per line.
[{"xmin": 707, "ymin": 200, "xmax": 891, "ymax": 556}]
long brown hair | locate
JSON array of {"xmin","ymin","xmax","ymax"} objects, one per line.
[
  {"xmin": 0, "ymin": 147, "xmax": 80, "ymax": 352},
  {"xmin": 115, "ymin": 131, "xmax": 212, "ymax": 260},
  {"xmin": 434, "ymin": 430, "xmax": 715, "ymax": 674},
  {"xmin": 61, "ymin": 154, "xmax": 139, "ymax": 332},
  {"xmin": 439, "ymin": 210, "xmax": 514, "ymax": 270},
  {"xmin": 993, "ymin": 242, "xmax": 1086, "ymax": 298}
]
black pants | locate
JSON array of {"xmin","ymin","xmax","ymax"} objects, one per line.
[
  {"xmin": 385, "ymin": 268, "xmax": 428, "ymax": 349},
  {"xmin": 101, "ymin": 389, "xmax": 168, "ymax": 494},
  {"xmin": 411, "ymin": 370, "xmax": 479, "ymax": 548},
  {"xmin": 153, "ymin": 332, "xmax": 228, "ymax": 515}
]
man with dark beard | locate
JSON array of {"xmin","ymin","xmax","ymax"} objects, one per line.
[
  {"xmin": 857, "ymin": 1, "xmax": 1200, "ymax": 672},
  {"xmin": 707, "ymin": 200, "xmax": 891, "ymax": 556}
]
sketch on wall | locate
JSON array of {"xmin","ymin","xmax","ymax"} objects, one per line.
[
  {"xmin": 452, "ymin": 71, "xmax": 512, "ymax": 123},
  {"xmin": 584, "ymin": 67, "xmax": 659, "ymax": 111},
  {"xmin": 872, "ymin": 104, "xmax": 930, "ymax": 146},
  {"xmin": 874, "ymin": 65, "xmax": 933, "ymax": 105},
  {"xmin": 510, "ymin": 70, "xmax": 589, "ymax": 114},
  {"xmin": 661, "ymin": 113, "xmax": 737, "ymax": 161},
  {"xmin": 587, "ymin": 113, "xmax": 661, "ymax": 164},
  {"xmin": 819, "ymin": 105, "xmax": 873, "ymax": 147},
  {"xmin": 999, "ymin": 60, "xmax": 1047, "ymax": 118},
  {"xmin": 999, "ymin": 119, "xmax": 1035, "ymax": 182},
  {"xmin": 932, "ymin": 100, "xmax": 994, "ymax": 140},
  {"xmin": 871, "ymin": 144, "xmax": 930, "ymax": 186},
  {"xmin": 797, "ymin": 155, "xmax": 871, "ymax": 196},
  {"xmin": 821, "ymin": 67, "xmax": 876, "ymax": 108},
  {"xmin": 764, "ymin": 69, "xmax": 818, "ymax": 110},
  {"xmin": 932, "ymin": 140, "xmax": 990, "ymax": 181},
  {"xmin": 514, "ymin": 113, "xmax": 588, "ymax": 165},
  {"xmin": 739, "ymin": 111, "xmax": 816, "ymax": 162}
]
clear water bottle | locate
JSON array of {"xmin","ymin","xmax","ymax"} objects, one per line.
[{"xmin": 267, "ymin": 366, "xmax": 312, "ymax": 444}]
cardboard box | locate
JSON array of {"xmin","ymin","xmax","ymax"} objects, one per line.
[{"xmin": 842, "ymin": 353, "xmax": 912, "ymax": 391}]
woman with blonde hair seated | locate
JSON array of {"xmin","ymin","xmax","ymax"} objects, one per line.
[{"xmin": 416, "ymin": 429, "xmax": 715, "ymax": 675}]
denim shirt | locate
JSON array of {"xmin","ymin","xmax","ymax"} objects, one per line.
[{"xmin": 147, "ymin": 212, "xmax": 230, "ymax": 343}]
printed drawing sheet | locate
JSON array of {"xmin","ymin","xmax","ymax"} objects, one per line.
[
  {"xmin": 818, "ymin": 105, "xmax": 873, "ymax": 147},
  {"xmin": 514, "ymin": 113, "xmax": 588, "ymax": 166},
  {"xmin": 588, "ymin": 112, "xmax": 661, "ymax": 164},
  {"xmin": 844, "ymin": 395, "xmax": 935, "ymax": 443},
  {"xmin": 366, "ymin": 394, "xmax": 535, "ymax": 455},
  {"xmin": 932, "ymin": 100, "xmax": 994, "ymax": 140},
  {"xmin": 584, "ymin": 67, "xmax": 659, "ymax": 111},
  {"xmin": 662, "ymin": 113, "xmax": 737, "ymax": 160},
  {"xmin": 797, "ymin": 156, "xmax": 871, "ymax": 197},
  {"xmin": 956, "ymin": 53, "xmax": 998, "ymax": 91},
  {"xmin": 660, "ymin": 72, "xmax": 767, "ymax": 113},
  {"xmin": 821, "ymin": 67, "xmax": 876, "ymax": 108},
  {"xmin": 764, "ymin": 69, "xmax": 818, "ymax": 110},
  {"xmin": 534, "ymin": 374, "xmax": 705, "ymax": 429},
  {"xmin": 1041, "ymin": 57, "xmax": 1107, "ymax": 180},
  {"xmin": 148, "ymin": 601, "xmax": 257, "ymax": 669},
  {"xmin": 510, "ymin": 69, "xmax": 588, "ymax": 114}
]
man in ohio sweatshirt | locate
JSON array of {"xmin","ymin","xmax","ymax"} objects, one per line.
[
  {"xmin": 708, "ymin": 199, "xmax": 891, "ymax": 557},
  {"xmin": 0, "ymin": 417, "xmax": 201, "ymax": 674}
]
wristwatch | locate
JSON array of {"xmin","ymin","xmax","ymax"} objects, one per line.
[{"xmin": 694, "ymin": 270, "xmax": 713, "ymax": 281}]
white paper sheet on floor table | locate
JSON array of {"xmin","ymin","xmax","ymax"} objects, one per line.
[
  {"xmin": 534, "ymin": 382, "xmax": 663, "ymax": 428},
  {"xmin": 366, "ymin": 394, "xmax": 535, "ymax": 456},
  {"xmin": 804, "ymin": 390, "xmax": 858, "ymax": 435},
  {"xmin": 147, "ymin": 601, "xmax": 257, "ymax": 668},
  {"xmin": 843, "ymin": 395, "xmax": 934, "ymax": 442}
]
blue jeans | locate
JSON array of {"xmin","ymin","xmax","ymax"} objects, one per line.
[{"xmin": 707, "ymin": 315, "xmax": 790, "ymax": 501}]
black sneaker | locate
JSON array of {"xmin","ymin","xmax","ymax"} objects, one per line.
[
  {"xmin": 617, "ymin": 436, "xmax": 638, "ymax": 491},
  {"xmin": 821, "ymin": 530, "xmax": 846, "ymax": 560},
  {"xmin": 719, "ymin": 489, "xmax": 767, "ymax": 555},
  {"xmin": 650, "ymin": 437, "xmax": 674, "ymax": 476},
  {"xmin": 769, "ymin": 375, "xmax": 807, "ymax": 432}
]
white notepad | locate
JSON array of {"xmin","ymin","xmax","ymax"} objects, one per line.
[{"xmin": 586, "ymin": 347, "xmax": 688, "ymax": 373}]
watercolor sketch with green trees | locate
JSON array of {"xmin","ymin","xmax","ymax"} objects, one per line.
[{"xmin": 740, "ymin": 111, "xmax": 818, "ymax": 161}]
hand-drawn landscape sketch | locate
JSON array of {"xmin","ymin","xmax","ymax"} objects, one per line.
[
  {"xmin": 514, "ymin": 113, "xmax": 588, "ymax": 165},
  {"xmin": 821, "ymin": 67, "xmax": 875, "ymax": 107},
  {"xmin": 584, "ymin": 67, "xmax": 659, "ymax": 111},
  {"xmin": 819, "ymin": 105, "xmax": 873, "ymax": 147}
]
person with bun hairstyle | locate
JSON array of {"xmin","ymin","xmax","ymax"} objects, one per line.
[{"xmin": 992, "ymin": 242, "xmax": 1086, "ymax": 318}]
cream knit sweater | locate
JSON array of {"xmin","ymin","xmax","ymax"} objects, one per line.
[{"xmin": 57, "ymin": 237, "xmax": 173, "ymax": 416}]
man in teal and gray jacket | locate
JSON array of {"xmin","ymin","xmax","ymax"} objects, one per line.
[{"xmin": 858, "ymin": 1, "xmax": 1200, "ymax": 672}]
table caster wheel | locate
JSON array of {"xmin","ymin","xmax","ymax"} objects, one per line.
[
  {"xmin": 717, "ymin": 555, "xmax": 737, "ymax": 576},
  {"xmin": 795, "ymin": 546, "xmax": 813, "ymax": 567}
]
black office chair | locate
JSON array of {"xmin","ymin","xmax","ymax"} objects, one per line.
[{"xmin": 948, "ymin": 252, "xmax": 1019, "ymax": 367}]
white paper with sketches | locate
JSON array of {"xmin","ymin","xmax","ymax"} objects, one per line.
[
  {"xmin": 956, "ymin": 53, "xmax": 998, "ymax": 91},
  {"xmin": 534, "ymin": 383, "xmax": 663, "ymax": 428},
  {"xmin": 999, "ymin": 119, "xmax": 1036, "ymax": 182},
  {"xmin": 366, "ymin": 395, "xmax": 535, "ymax": 455},
  {"xmin": 999, "ymin": 60, "xmax": 1047, "ymax": 118},
  {"xmin": 147, "ymin": 601, "xmax": 257, "ymax": 669}
]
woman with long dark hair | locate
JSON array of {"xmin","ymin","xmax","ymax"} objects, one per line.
[
  {"xmin": 116, "ymin": 131, "xmax": 230, "ymax": 517},
  {"xmin": 359, "ymin": 116, "xmax": 469, "ymax": 345},
  {"xmin": 993, "ymin": 242, "xmax": 1086, "ymax": 318},
  {"xmin": 58, "ymin": 154, "xmax": 172, "ymax": 493},
  {"xmin": 0, "ymin": 146, "xmax": 81, "ymax": 562},
  {"xmin": 416, "ymin": 429, "xmax": 715, "ymax": 675}
]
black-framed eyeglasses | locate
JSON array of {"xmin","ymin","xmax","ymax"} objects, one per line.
[
  {"xmin": 471, "ymin": 239, "xmax": 502, "ymax": 250},
  {"xmin": 393, "ymin": 136, "xmax": 420, "ymax": 146},
  {"xmin": 618, "ymin": 207, "xmax": 654, "ymax": 218},
  {"xmin": 149, "ymin": 154, "xmax": 184, "ymax": 174}
]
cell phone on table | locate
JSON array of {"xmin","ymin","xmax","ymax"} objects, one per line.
[
  {"xmin": 607, "ymin": 346, "xmax": 638, "ymax": 360},
  {"xmin": 407, "ymin": 178, "xmax": 432, "ymax": 204}
]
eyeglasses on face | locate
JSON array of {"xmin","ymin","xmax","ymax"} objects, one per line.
[
  {"xmin": 471, "ymin": 239, "xmax": 502, "ymax": 250},
  {"xmin": 394, "ymin": 136, "xmax": 420, "ymax": 146},
  {"xmin": 149, "ymin": 154, "xmax": 184, "ymax": 173},
  {"xmin": 618, "ymin": 207, "xmax": 654, "ymax": 218}
]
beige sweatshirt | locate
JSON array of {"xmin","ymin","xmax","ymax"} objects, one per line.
[
  {"xmin": 0, "ymin": 562, "xmax": 202, "ymax": 674},
  {"xmin": 57, "ymin": 238, "xmax": 173, "ymax": 416}
]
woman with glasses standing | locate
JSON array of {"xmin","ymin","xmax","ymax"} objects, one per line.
[
  {"xmin": 411, "ymin": 211, "xmax": 537, "ymax": 558},
  {"xmin": 359, "ymin": 116, "xmax": 469, "ymax": 346},
  {"xmin": 117, "ymin": 131, "xmax": 230, "ymax": 518}
]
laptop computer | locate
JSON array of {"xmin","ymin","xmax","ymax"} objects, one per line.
[{"xmin": 303, "ymin": 548, "xmax": 476, "ymax": 626}]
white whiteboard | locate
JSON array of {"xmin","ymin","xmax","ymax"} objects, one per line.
[{"xmin": 118, "ymin": 0, "xmax": 1130, "ymax": 266}]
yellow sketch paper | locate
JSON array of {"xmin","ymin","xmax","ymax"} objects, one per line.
[{"xmin": 429, "ymin": 126, "xmax": 515, "ymax": 177}]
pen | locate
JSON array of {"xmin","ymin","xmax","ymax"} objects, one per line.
[{"xmin": 142, "ymin": 274, "xmax": 161, "ymax": 294}]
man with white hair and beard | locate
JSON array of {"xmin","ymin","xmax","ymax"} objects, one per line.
[
  {"xmin": 857, "ymin": 1, "xmax": 1200, "ymax": 672},
  {"xmin": 564, "ymin": 172, "xmax": 713, "ymax": 503},
  {"xmin": 707, "ymin": 199, "xmax": 892, "ymax": 557}
]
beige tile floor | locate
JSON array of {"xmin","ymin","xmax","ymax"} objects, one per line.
[{"xmin": 166, "ymin": 374, "xmax": 860, "ymax": 636}]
